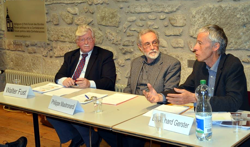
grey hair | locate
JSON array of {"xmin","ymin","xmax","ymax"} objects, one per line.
[
  {"xmin": 137, "ymin": 28, "xmax": 159, "ymax": 45},
  {"xmin": 198, "ymin": 24, "xmax": 228, "ymax": 55},
  {"xmin": 75, "ymin": 25, "xmax": 95, "ymax": 40}
]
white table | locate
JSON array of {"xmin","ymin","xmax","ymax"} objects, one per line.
[
  {"xmin": 0, "ymin": 83, "xmax": 158, "ymax": 146},
  {"xmin": 112, "ymin": 112, "xmax": 250, "ymax": 147},
  {"xmin": 62, "ymin": 88, "xmax": 159, "ymax": 129}
]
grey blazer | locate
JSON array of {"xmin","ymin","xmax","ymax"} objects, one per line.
[{"xmin": 124, "ymin": 53, "xmax": 181, "ymax": 94}]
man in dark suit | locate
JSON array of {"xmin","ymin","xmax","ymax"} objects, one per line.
[
  {"xmin": 47, "ymin": 25, "xmax": 116, "ymax": 147},
  {"xmin": 55, "ymin": 26, "xmax": 116, "ymax": 90},
  {"xmin": 144, "ymin": 24, "xmax": 250, "ymax": 112}
]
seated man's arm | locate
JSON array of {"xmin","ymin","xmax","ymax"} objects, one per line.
[
  {"xmin": 92, "ymin": 51, "xmax": 116, "ymax": 91},
  {"xmin": 157, "ymin": 61, "xmax": 197, "ymax": 104},
  {"xmin": 163, "ymin": 59, "xmax": 181, "ymax": 91},
  {"xmin": 156, "ymin": 59, "xmax": 181, "ymax": 104},
  {"xmin": 123, "ymin": 61, "xmax": 134, "ymax": 94},
  {"xmin": 55, "ymin": 52, "xmax": 76, "ymax": 87},
  {"xmin": 123, "ymin": 75, "xmax": 132, "ymax": 94}
]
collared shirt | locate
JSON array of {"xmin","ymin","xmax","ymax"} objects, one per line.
[
  {"xmin": 193, "ymin": 56, "xmax": 221, "ymax": 106},
  {"xmin": 58, "ymin": 49, "xmax": 96, "ymax": 88},
  {"xmin": 206, "ymin": 56, "xmax": 221, "ymax": 97}
]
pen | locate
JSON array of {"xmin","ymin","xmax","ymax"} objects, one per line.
[{"xmin": 85, "ymin": 95, "xmax": 89, "ymax": 99}]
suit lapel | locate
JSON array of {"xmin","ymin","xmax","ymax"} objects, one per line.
[
  {"xmin": 85, "ymin": 47, "xmax": 98, "ymax": 78},
  {"xmin": 214, "ymin": 54, "xmax": 226, "ymax": 94},
  {"xmin": 132, "ymin": 58, "xmax": 144, "ymax": 94}
]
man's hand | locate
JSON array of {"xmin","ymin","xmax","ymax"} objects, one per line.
[
  {"xmin": 143, "ymin": 83, "xmax": 163, "ymax": 103},
  {"xmin": 166, "ymin": 88, "xmax": 196, "ymax": 105},
  {"xmin": 75, "ymin": 78, "xmax": 90, "ymax": 88},
  {"xmin": 62, "ymin": 78, "xmax": 75, "ymax": 87}
]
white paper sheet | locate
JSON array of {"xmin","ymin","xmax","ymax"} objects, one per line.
[
  {"xmin": 143, "ymin": 105, "xmax": 190, "ymax": 117},
  {"xmin": 182, "ymin": 110, "xmax": 232, "ymax": 121},
  {"xmin": 33, "ymin": 83, "xmax": 63, "ymax": 93},
  {"xmin": 44, "ymin": 87, "xmax": 82, "ymax": 96},
  {"xmin": 102, "ymin": 93, "xmax": 137, "ymax": 105},
  {"xmin": 212, "ymin": 112, "xmax": 232, "ymax": 121},
  {"xmin": 70, "ymin": 92, "xmax": 108, "ymax": 104}
]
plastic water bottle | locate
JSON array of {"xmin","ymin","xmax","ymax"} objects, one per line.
[{"xmin": 195, "ymin": 80, "xmax": 212, "ymax": 141}]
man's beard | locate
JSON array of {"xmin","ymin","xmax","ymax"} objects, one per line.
[{"xmin": 144, "ymin": 50, "xmax": 160, "ymax": 60}]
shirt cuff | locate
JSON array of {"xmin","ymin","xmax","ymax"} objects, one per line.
[
  {"xmin": 89, "ymin": 80, "xmax": 96, "ymax": 89},
  {"xmin": 160, "ymin": 93, "xmax": 167, "ymax": 103},
  {"xmin": 57, "ymin": 77, "xmax": 67, "ymax": 86}
]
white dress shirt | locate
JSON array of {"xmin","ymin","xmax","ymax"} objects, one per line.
[{"xmin": 57, "ymin": 50, "xmax": 96, "ymax": 88}]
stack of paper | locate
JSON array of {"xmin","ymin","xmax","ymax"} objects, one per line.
[
  {"xmin": 33, "ymin": 83, "xmax": 63, "ymax": 93},
  {"xmin": 102, "ymin": 93, "xmax": 137, "ymax": 105},
  {"xmin": 70, "ymin": 92, "xmax": 108, "ymax": 104},
  {"xmin": 182, "ymin": 110, "xmax": 232, "ymax": 121},
  {"xmin": 143, "ymin": 105, "xmax": 190, "ymax": 117}
]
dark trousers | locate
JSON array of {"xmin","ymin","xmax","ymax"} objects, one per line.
[{"xmin": 47, "ymin": 117, "xmax": 101, "ymax": 147}]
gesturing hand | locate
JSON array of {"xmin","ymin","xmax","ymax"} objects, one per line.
[
  {"xmin": 166, "ymin": 88, "xmax": 196, "ymax": 105},
  {"xmin": 143, "ymin": 83, "xmax": 163, "ymax": 103}
]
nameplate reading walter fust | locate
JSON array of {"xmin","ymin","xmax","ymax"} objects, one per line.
[
  {"xmin": 3, "ymin": 83, "xmax": 35, "ymax": 98},
  {"xmin": 149, "ymin": 110, "xmax": 194, "ymax": 135}
]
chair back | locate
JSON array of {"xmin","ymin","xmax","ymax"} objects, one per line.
[{"xmin": 248, "ymin": 91, "xmax": 250, "ymax": 106}]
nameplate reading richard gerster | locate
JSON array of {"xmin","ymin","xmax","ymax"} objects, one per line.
[
  {"xmin": 48, "ymin": 95, "xmax": 84, "ymax": 115},
  {"xmin": 3, "ymin": 83, "xmax": 35, "ymax": 98},
  {"xmin": 149, "ymin": 110, "xmax": 194, "ymax": 135}
]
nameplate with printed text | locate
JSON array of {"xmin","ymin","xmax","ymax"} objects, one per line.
[
  {"xmin": 3, "ymin": 83, "xmax": 35, "ymax": 98},
  {"xmin": 149, "ymin": 110, "xmax": 194, "ymax": 135},
  {"xmin": 48, "ymin": 95, "xmax": 84, "ymax": 115}
]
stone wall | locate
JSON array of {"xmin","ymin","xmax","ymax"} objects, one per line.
[{"xmin": 0, "ymin": 0, "xmax": 250, "ymax": 90}]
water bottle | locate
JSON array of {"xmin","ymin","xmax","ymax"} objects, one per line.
[{"xmin": 195, "ymin": 80, "xmax": 212, "ymax": 141}]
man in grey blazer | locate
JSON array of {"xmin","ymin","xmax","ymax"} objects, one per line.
[
  {"xmin": 123, "ymin": 29, "xmax": 181, "ymax": 147},
  {"xmin": 124, "ymin": 28, "xmax": 181, "ymax": 95}
]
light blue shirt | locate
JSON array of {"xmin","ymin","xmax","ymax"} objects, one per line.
[{"xmin": 206, "ymin": 56, "xmax": 221, "ymax": 97}]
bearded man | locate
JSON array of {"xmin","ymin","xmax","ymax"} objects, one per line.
[{"xmin": 124, "ymin": 28, "xmax": 181, "ymax": 95}]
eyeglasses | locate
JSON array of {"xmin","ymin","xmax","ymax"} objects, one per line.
[
  {"xmin": 77, "ymin": 37, "xmax": 93, "ymax": 43},
  {"xmin": 142, "ymin": 40, "xmax": 159, "ymax": 49}
]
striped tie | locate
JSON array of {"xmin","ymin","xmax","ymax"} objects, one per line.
[{"xmin": 72, "ymin": 54, "xmax": 88, "ymax": 80}]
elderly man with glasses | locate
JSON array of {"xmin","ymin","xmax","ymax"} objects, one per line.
[
  {"xmin": 55, "ymin": 25, "xmax": 116, "ymax": 90},
  {"xmin": 124, "ymin": 28, "xmax": 181, "ymax": 97},
  {"xmin": 123, "ymin": 28, "xmax": 181, "ymax": 147},
  {"xmin": 47, "ymin": 24, "xmax": 116, "ymax": 147}
]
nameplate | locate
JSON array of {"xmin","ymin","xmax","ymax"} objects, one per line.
[
  {"xmin": 3, "ymin": 83, "xmax": 35, "ymax": 98},
  {"xmin": 149, "ymin": 110, "xmax": 194, "ymax": 135},
  {"xmin": 48, "ymin": 95, "xmax": 84, "ymax": 115}
]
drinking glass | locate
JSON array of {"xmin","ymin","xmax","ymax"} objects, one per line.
[
  {"xmin": 153, "ymin": 113, "xmax": 165, "ymax": 136},
  {"xmin": 93, "ymin": 96, "xmax": 103, "ymax": 113},
  {"xmin": 232, "ymin": 113, "xmax": 243, "ymax": 133}
]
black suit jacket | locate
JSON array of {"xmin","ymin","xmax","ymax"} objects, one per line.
[
  {"xmin": 163, "ymin": 53, "xmax": 250, "ymax": 112},
  {"xmin": 55, "ymin": 46, "xmax": 116, "ymax": 91}
]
